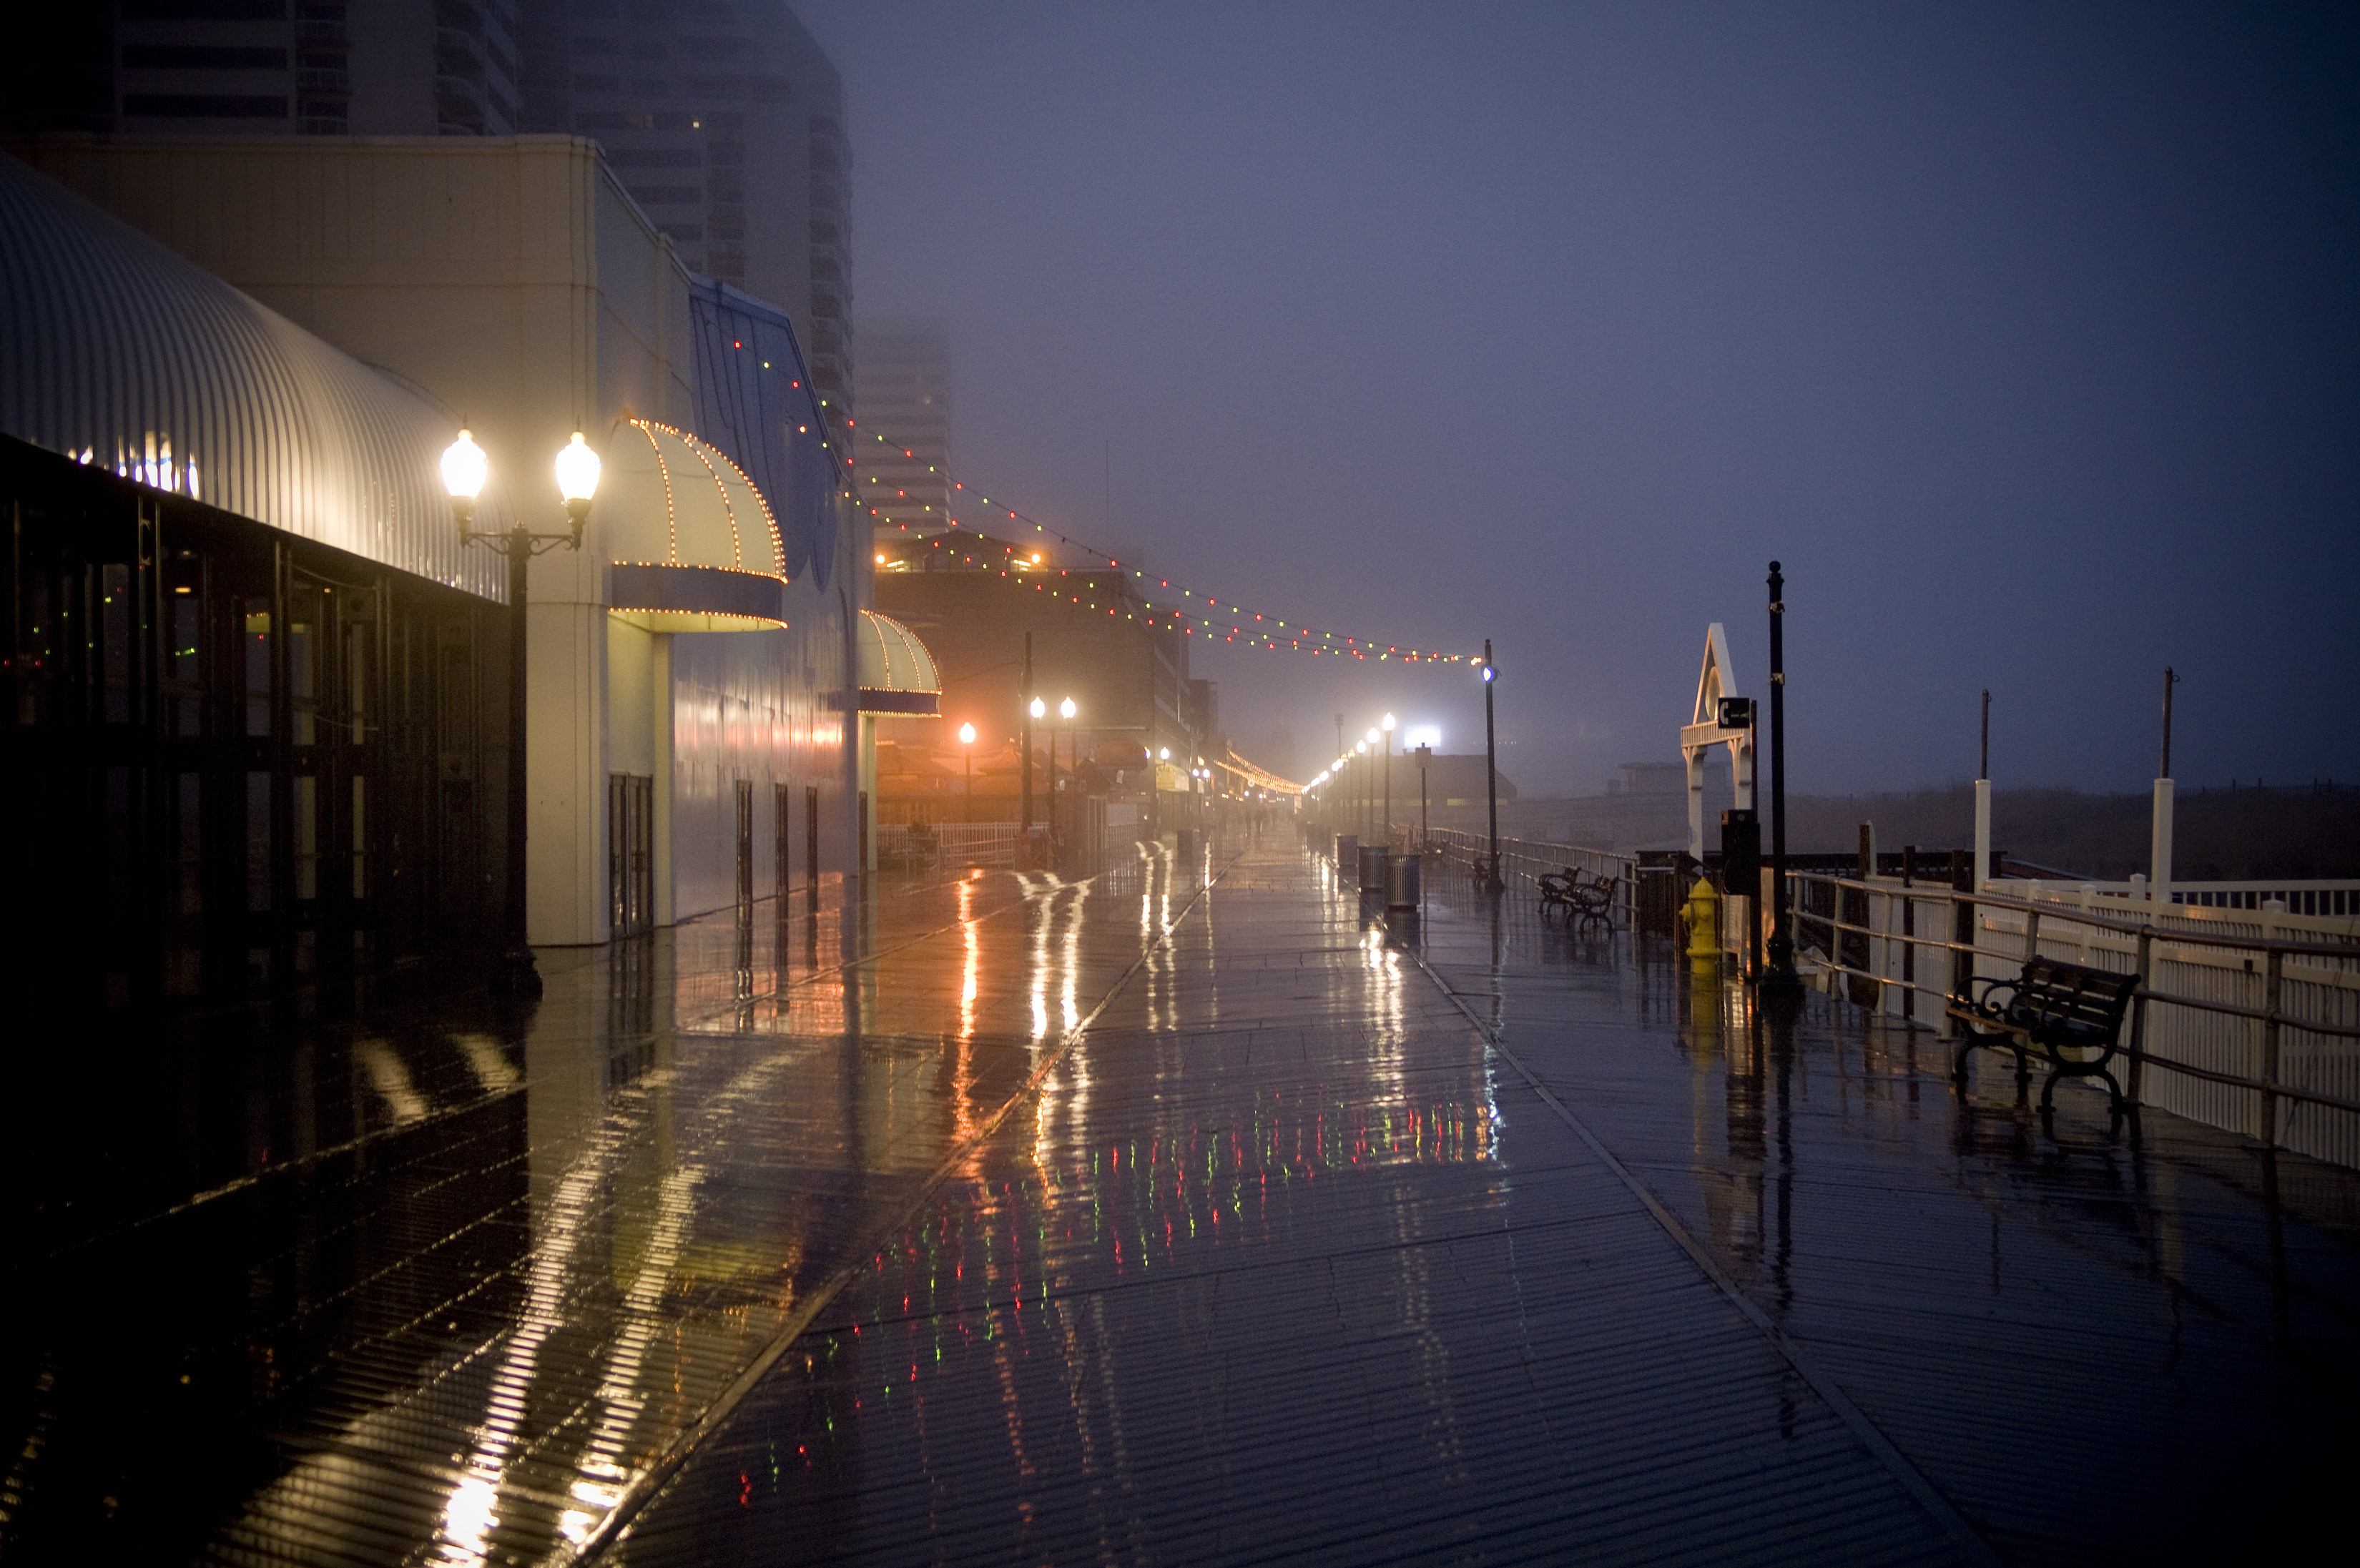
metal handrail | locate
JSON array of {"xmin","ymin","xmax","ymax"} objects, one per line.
[
  {"xmin": 1788, "ymin": 872, "xmax": 2359, "ymax": 1032},
  {"xmin": 1424, "ymin": 828, "xmax": 1636, "ymax": 925},
  {"xmin": 1784, "ymin": 869, "xmax": 2360, "ymax": 1143}
]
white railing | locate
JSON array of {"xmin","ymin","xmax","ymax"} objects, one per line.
[
  {"xmin": 1786, "ymin": 871, "xmax": 2360, "ymax": 1168},
  {"xmin": 1987, "ymin": 876, "xmax": 2360, "ymax": 922},
  {"xmin": 1422, "ymin": 827, "xmax": 1636, "ymax": 927},
  {"xmin": 877, "ymin": 822, "xmax": 1023, "ymax": 871}
]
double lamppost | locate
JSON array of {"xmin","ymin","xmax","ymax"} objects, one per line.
[
  {"xmin": 1030, "ymin": 695, "xmax": 1077, "ymax": 868},
  {"xmin": 441, "ymin": 428, "xmax": 601, "ymax": 995}
]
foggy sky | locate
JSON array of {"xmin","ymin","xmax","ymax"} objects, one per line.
[{"xmin": 795, "ymin": 0, "xmax": 2357, "ymax": 796}]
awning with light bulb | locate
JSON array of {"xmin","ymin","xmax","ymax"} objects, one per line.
[
  {"xmin": 601, "ymin": 419, "xmax": 790, "ymax": 632},
  {"xmin": 851, "ymin": 610, "xmax": 941, "ymax": 716}
]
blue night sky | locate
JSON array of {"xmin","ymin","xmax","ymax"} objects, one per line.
[{"xmin": 795, "ymin": 0, "xmax": 2358, "ymax": 796}]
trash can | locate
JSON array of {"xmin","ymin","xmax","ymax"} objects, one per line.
[
  {"xmin": 1334, "ymin": 832, "xmax": 1358, "ymax": 869},
  {"xmin": 1178, "ymin": 827, "xmax": 1196, "ymax": 859},
  {"xmin": 1359, "ymin": 844, "xmax": 1387, "ymax": 892},
  {"xmin": 1385, "ymin": 850, "xmax": 1421, "ymax": 910}
]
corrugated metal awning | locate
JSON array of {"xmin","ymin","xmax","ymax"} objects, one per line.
[{"xmin": 0, "ymin": 151, "xmax": 508, "ymax": 601}]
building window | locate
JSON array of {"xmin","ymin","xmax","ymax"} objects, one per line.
[
  {"xmin": 121, "ymin": 0, "xmax": 284, "ymax": 14},
  {"xmin": 628, "ymin": 185, "xmax": 700, "ymax": 207},
  {"xmin": 124, "ymin": 94, "xmax": 290, "ymax": 118},
  {"xmin": 122, "ymin": 44, "xmax": 289, "ymax": 69}
]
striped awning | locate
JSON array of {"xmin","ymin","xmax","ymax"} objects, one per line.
[{"xmin": 855, "ymin": 611, "xmax": 941, "ymax": 715}]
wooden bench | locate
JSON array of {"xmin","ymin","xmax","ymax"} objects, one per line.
[
  {"xmin": 1947, "ymin": 955, "xmax": 2139, "ymax": 1119},
  {"xmin": 1539, "ymin": 869, "xmax": 1618, "ymax": 930}
]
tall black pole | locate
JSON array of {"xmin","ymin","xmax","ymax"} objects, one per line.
[
  {"xmin": 1765, "ymin": 563, "xmax": 1796, "ymax": 983},
  {"xmin": 1483, "ymin": 638, "xmax": 1500, "ymax": 892},
  {"xmin": 497, "ymin": 527, "xmax": 539, "ymax": 995},
  {"xmin": 1021, "ymin": 633, "xmax": 1034, "ymax": 837}
]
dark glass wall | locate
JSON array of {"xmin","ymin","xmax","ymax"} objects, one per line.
[{"xmin": 1, "ymin": 435, "xmax": 507, "ymax": 1017}]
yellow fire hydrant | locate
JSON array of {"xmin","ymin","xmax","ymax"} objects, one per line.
[{"xmin": 1682, "ymin": 875, "xmax": 1721, "ymax": 962}]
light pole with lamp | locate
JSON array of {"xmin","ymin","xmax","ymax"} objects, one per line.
[
  {"xmin": 1057, "ymin": 697, "xmax": 1077, "ymax": 869},
  {"xmin": 1381, "ymin": 712, "xmax": 1395, "ymax": 848},
  {"xmin": 441, "ymin": 428, "xmax": 601, "ymax": 996},
  {"xmin": 1415, "ymin": 742, "xmax": 1431, "ymax": 850},
  {"xmin": 1156, "ymin": 746, "xmax": 1171, "ymax": 843},
  {"xmin": 958, "ymin": 721, "xmax": 975, "ymax": 824},
  {"xmin": 1029, "ymin": 696, "xmax": 1047, "ymax": 867},
  {"xmin": 1359, "ymin": 735, "xmax": 1378, "ymax": 844},
  {"xmin": 1479, "ymin": 641, "xmax": 1502, "ymax": 892}
]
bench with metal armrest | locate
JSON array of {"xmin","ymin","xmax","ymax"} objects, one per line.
[
  {"xmin": 1538, "ymin": 869, "xmax": 1618, "ymax": 930},
  {"xmin": 1947, "ymin": 955, "xmax": 2139, "ymax": 1120}
]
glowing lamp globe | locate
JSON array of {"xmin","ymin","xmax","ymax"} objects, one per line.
[
  {"xmin": 958, "ymin": 722, "xmax": 975, "ymax": 745},
  {"xmin": 1029, "ymin": 698, "xmax": 1046, "ymax": 720},
  {"xmin": 441, "ymin": 429, "xmax": 488, "ymax": 526},
  {"xmin": 555, "ymin": 433, "xmax": 601, "ymax": 543},
  {"xmin": 1059, "ymin": 698, "xmax": 1076, "ymax": 721}
]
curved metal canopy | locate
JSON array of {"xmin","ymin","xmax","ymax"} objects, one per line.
[
  {"xmin": 603, "ymin": 418, "xmax": 790, "ymax": 632},
  {"xmin": 856, "ymin": 611, "xmax": 942, "ymax": 715},
  {"xmin": 0, "ymin": 151, "xmax": 508, "ymax": 601}
]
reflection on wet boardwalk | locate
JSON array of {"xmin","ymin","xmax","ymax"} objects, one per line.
[{"xmin": 6, "ymin": 844, "xmax": 2358, "ymax": 1564}]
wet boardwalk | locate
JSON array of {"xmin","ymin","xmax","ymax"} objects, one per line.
[{"xmin": 6, "ymin": 842, "xmax": 2358, "ymax": 1564}]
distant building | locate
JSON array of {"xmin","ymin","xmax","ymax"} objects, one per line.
[
  {"xmin": 521, "ymin": 1, "xmax": 853, "ymax": 417},
  {"xmin": 853, "ymin": 318, "xmax": 953, "ymax": 536},
  {"xmin": 1420, "ymin": 756, "xmax": 1517, "ymax": 807},
  {"xmin": 872, "ymin": 530, "xmax": 1197, "ymax": 776},
  {"xmin": 3, "ymin": 1, "xmax": 854, "ymax": 422},
  {"xmin": 4, "ymin": 0, "xmax": 526, "ymax": 138}
]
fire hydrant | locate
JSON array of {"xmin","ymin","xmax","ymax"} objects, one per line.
[{"xmin": 1682, "ymin": 875, "xmax": 1721, "ymax": 962}]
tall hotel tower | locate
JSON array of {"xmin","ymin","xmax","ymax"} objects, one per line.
[{"xmin": 852, "ymin": 318, "xmax": 953, "ymax": 538}]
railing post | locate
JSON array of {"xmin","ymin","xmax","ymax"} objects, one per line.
[
  {"xmin": 2128, "ymin": 928, "xmax": 2153, "ymax": 1107},
  {"xmin": 2259, "ymin": 947, "xmax": 2283, "ymax": 1148}
]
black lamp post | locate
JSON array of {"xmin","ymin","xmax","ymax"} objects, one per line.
[
  {"xmin": 1381, "ymin": 711, "xmax": 1395, "ymax": 848},
  {"xmin": 1764, "ymin": 562, "xmax": 1799, "ymax": 987},
  {"xmin": 959, "ymin": 721, "xmax": 975, "ymax": 824},
  {"xmin": 1480, "ymin": 639, "xmax": 1502, "ymax": 892},
  {"xmin": 1021, "ymin": 633, "xmax": 1036, "ymax": 843},
  {"xmin": 1057, "ymin": 697, "xmax": 1076, "ymax": 870},
  {"xmin": 442, "ymin": 428, "xmax": 600, "ymax": 997},
  {"xmin": 1415, "ymin": 742, "xmax": 1431, "ymax": 849}
]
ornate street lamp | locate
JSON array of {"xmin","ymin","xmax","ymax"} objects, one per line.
[
  {"xmin": 443, "ymin": 428, "xmax": 600, "ymax": 996},
  {"xmin": 1478, "ymin": 642, "xmax": 1501, "ymax": 892},
  {"xmin": 1415, "ymin": 741, "xmax": 1431, "ymax": 849},
  {"xmin": 1381, "ymin": 712, "xmax": 1396, "ymax": 847},
  {"xmin": 958, "ymin": 721, "xmax": 976, "ymax": 824},
  {"xmin": 1051, "ymin": 697, "xmax": 1076, "ymax": 869}
]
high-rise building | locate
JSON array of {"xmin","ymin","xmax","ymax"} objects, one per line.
[
  {"xmin": 853, "ymin": 317, "xmax": 952, "ymax": 538},
  {"xmin": 521, "ymin": 1, "xmax": 852, "ymax": 417},
  {"xmin": 2, "ymin": 0, "xmax": 526, "ymax": 139},
  {"xmin": 3, "ymin": 2, "xmax": 850, "ymax": 420}
]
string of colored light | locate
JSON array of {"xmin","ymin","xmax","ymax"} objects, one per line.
[{"xmin": 847, "ymin": 419, "xmax": 1472, "ymax": 664}]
